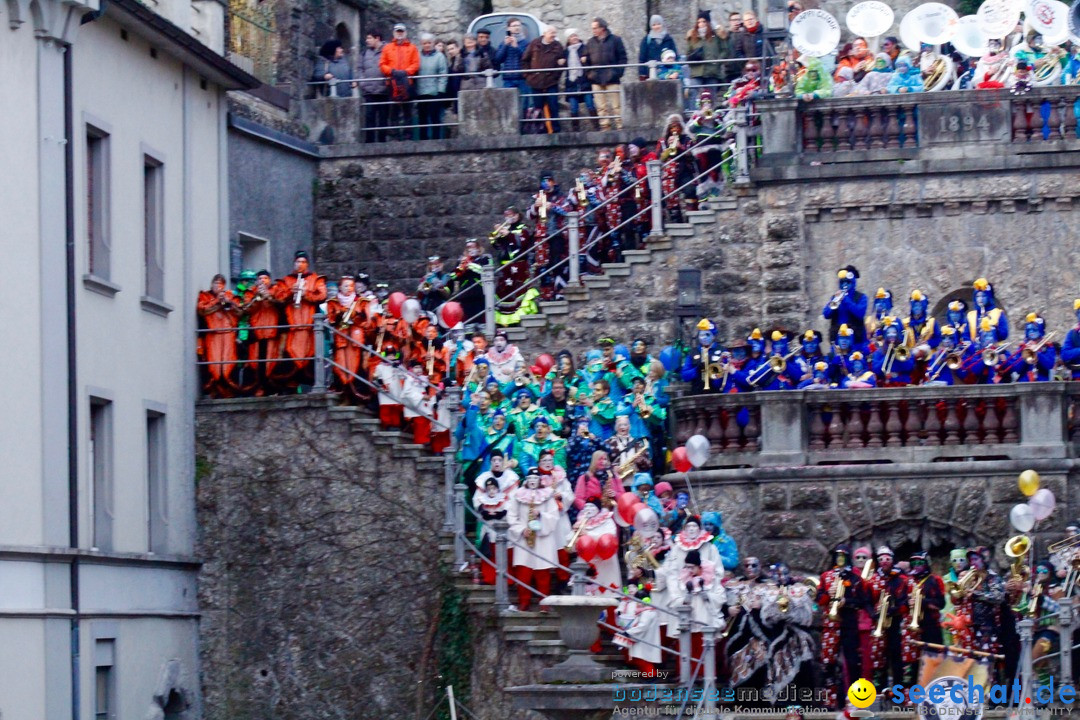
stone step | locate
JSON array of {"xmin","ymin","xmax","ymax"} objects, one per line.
[
  {"xmin": 622, "ymin": 250, "xmax": 653, "ymax": 264},
  {"xmin": 519, "ymin": 314, "xmax": 548, "ymax": 329},
  {"xmin": 561, "ymin": 286, "xmax": 590, "ymax": 301},
  {"xmin": 604, "ymin": 263, "xmax": 631, "ymax": 277},
  {"xmin": 499, "ymin": 610, "xmax": 556, "ymax": 626},
  {"xmin": 372, "ymin": 430, "xmax": 407, "ymax": 445},
  {"xmin": 665, "ymin": 225, "xmax": 695, "ymax": 238},
  {"xmin": 391, "ymin": 444, "xmax": 426, "ymax": 458},
  {"xmin": 326, "ymin": 406, "xmax": 363, "ymax": 418},
  {"xmin": 415, "ymin": 457, "xmax": 444, "ymax": 469},
  {"xmin": 466, "ymin": 594, "xmax": 497, "ymax": 606},
  {"xmin": 685, "ymin": 210, "xmax": 716, "ymax": 224},
  {"xmin": 707, "ymin": 198, "xmax": 739, "ymax": 211},
  {"xmin": 582, "ymin": 275, "xmax": 611, "ymax": 290},
  {"xmin": 541, "ymin": 300, "xmax": 569, "ymax": 315},
  {"xmin": 505, "ymin": 326, "xmax": 528, "ymax": 342},
  {"xmin": 645, "ymin": 238, "xmax": 673, "ymax": 250}
]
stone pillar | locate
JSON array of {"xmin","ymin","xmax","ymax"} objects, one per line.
[
  {"xmin": 493, "ymin": 519, "xmax": 510, "ymax": 611},
  {"xmin": 621, "ymin": 79, "xmax": 682, "ymax": 132},
  {"xmin": 1017, "ymin": 383, "xmax": 1067, "ymax": 458},
  {"xmin": 453, "ymin": 482, "xmax": 467, "ymax": 566},
  {"xmin": 298, "ymin": 97, "xmax": 363, "ymax": 145},
  {"xmin": 758, "ymin": 391, "xmax": 807, "ymax": 465},
  {"xmin": 758, "ymin": 98, "xmax": 800, "ymax": 156},
  {"xmin": 458, "ymin": 88, "xmax": 519, "ymax": 136},
  {"xmin": 442, "ymin": 385, "xmax": 462, "ymax": 533},
  {"xmin": 312, "ymin": 313, "xmax": 327, "ymax": 391}
]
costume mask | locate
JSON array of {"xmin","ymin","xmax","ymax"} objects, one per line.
[{"xmin": 683, "ymin": 521, "xmax": 701, "ymax": 540}]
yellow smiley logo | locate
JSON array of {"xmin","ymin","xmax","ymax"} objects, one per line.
[{"xmin": 848, "ymin": 678, "xmax": 877, "ymax": 709}]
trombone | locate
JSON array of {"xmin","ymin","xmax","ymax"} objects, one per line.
[
  {"xmin": 882, "ymin": 342, "xmax": 909, "ymax": 375},
  {"xmin": 982, "ymin": 341, "xmax": 1012, "ymax": 367},
  {"xmin": 748, "ymin": 346, "xmax": 802, "ymax": 387},
  {"xmin": 1021, "ymin": 332, "xmax": 1057, "ymax": 364}
]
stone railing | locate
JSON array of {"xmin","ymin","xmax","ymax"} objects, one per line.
[
  {"xmin": 671, "ymin": 382, "xmax": 1078, "ymax": 468},
  {"xmin": 756, "ymin": 87, "xmax": 1080, "ymax": 164}
]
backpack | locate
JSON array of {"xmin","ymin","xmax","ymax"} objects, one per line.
[{"xmin": 390, "ymin": 69, "xmax": 412, "ymax": 102}]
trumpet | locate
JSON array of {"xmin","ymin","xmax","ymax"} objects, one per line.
[
  {"xmin": 292, "ymin": 273, "xmax": 305, "ymax": 307},
  {"xmin": 872, "ymin": 591, "xmax": 890, "ymax": 638},
  {"xmin": 948, "ymin": 567, "xmax": 984, "ymax": 600},
  {"xmin": 982, "ymin": 341, "xmax": 1012, "ymax": 367},
  {"xmin": 490, "ymin": 220, "xmax": 511, "ymax": 238},
  {"xmin": 828, "ymin": 574, "xmax": 846, "ymax": 620},
  {"xmin": 1049, "ymin": 532, "xmax": 1080, "ymax": 553},
  {"xmin": 828, "ymin": 290, "xmax": 847, "ymax": 311},
  {"xmin": 1022, "ymin": 332, "xmax": 1057, "ymax": 364},
  {"xmin": 575, "ymin": 178, "xmax": 587, "ymax": 203},
  {"xmin": 537, "ymin": 190, "xmax": 548, "ymax": 220},
  {"xmin": 909, "ymin": 582, "xmax": 924, "ymax": 631},
  {"xmin": 565, "ymin": 519, "xmax": 587, "ymax": 552}
]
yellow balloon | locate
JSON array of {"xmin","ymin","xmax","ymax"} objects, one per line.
[{"xmin": 1018, "ymin": 469, "xmax": 1041, "ymax": 497}]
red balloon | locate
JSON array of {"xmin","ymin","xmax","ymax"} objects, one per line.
[
  {"xmin": 617, "ymin": 493, "xmax": 640, "ymax": 524},
  {"xmin": 439, "ymin": 301, "xmax": 464, "ymax": 327},
  {"xmin": 596, "ymin": 533, "xmax": 619, "ymax": 560},
  {"xmin": 535, "ymin": 353, "xmax": 556, "ymax": 374},
  {"xmin": 671, "ymin": 446, "xmax": 692, "ymax": 473},
  {"xmin": 576, "ymin": 534, "xmax": 597, "ymax": 562},
  {"xmin": 387, "ymin": 292, "xmax": 407, "ymax": 318}
]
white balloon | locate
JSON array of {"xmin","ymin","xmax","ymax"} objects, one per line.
[
  {"xmin": 633, "ymin": 506, "xmax": 659, "ymax": 533},
  {"xmin": 686, "ymin": 434, "xmax": 711, "ymax": 469},
  {"xmin": 1010, "ymin": 503, "xmax": 1035, "ymax": 532},
  {"xmin": 402, "ymin": 298, "xmax": 422, "ymax": 324},
  {"xmin": 1030, "ymin": 488, "xmax": 1056, "ymax": 521}
]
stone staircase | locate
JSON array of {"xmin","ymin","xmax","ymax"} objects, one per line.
[{"xmin": 504, "ymin": 200, "xmax": 738, "ymax": 344}]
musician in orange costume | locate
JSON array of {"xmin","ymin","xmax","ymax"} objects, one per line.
[
  {"xmin": 272, "ymin": 251, "xmax": 327, "ymax": 387},
  {"xmin": 325, "ymin": 275, "xmax": 370, "ymax": 401},
  {"xmin": 241, "ymin": 270, "xmax": 281, "ymax": 396},
  {"xmin": 197, "ymin": 274, "xmax": 240, "ymax": 398}
]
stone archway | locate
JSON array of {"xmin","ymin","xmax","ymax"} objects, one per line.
[{"xmin": 932, "ymin": 286, "xmax": 1010, "ymax": 339}]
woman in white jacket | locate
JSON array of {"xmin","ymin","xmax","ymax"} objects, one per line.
[{"xmin": 506, "ymin": 467, "xmax": 560, "ymax": 611}]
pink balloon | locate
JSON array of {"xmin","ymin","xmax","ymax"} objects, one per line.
[
  {"xmin": 671, "ymin": 447, "xmax": 692, "ymax": 473},
  {"xmin": 617, "ymin": 493, "xmax": 640, "ymax": 524},
  {"xmin": 439, "ymin": 301, "xmax": 464, "ymax": 327},
  {"xmin": 576, "ymin": 534, "xmax": 597, "ymax": 562},
  {"xmin": 387, "ymin": 292, "xmax": 406, "ymax": 318}
]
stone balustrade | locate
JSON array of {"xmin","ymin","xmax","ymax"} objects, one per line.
[
  {"xmin": 671, "ymin": 381, "xmax": 1078, "ymax": 468},
  {"xmin": 756, "ymin": 87, "xmax": 1080, "ymax": 170}
]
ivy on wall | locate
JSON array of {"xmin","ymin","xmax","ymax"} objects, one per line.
[{"xmin": 434, "ymin": 573, "xmax": 473, "ymax": 720}]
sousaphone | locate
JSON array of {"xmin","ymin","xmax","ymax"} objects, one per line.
[
  {"xmin": 910, "ymin": 3, "xmax": 960, "ymax": 90},
  {"xmin": 789, "ymin": 8, "xmax": 842, "ymax": 57},
  {"xmin": 978, "ymin": 0, "xmax": 1023, "ymax": 38},
  {"xmin": 846, "ymin": 1, "xmax": 895, "ymax": 51}
]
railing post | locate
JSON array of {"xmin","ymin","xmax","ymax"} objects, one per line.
[
  {"xmin": 1018, "ymin": 617, "xmax": 1036, "ymax": 720},
  {"xmin": 567, "ymin": 212, "xmax": 581, "ymax": 284},
  {"xmin": 442, "ymin": 385, "xmax": 463, "ymax": 533},
  {"xmin": 702, "ymin": 625, "xmax": 717, "ymax": 712},
  {"xmin": 453, "ymin": 482, "xmax": 467, "ymax": 567},
  {"xmin": 483, "ymin": 68, "xmax": 495, "ymax": 89},
  {"xmin": 1061, "ymin": 604, "xmax": 1074, "ymax": 683},
  {"xmin": 677, "ymin": 603, "xmax": 692, "ymax": 686},
  {"xmin": 733, "ymin": 105, "xmax": 751, "ymax": 186},
  {"xmin": 493, "ymin": 519, "xmax": 510, "ymax": 611},
  {"xmin": 480, "ymin": 264, "xmax": 496, "ymax": 338},
  {"xmin": 646, "ymin": 160, "xmax": 663, "ymax": 235},
  {"xmin": 570, "ymin": 559, "xmax": 589, "ymax": 596},
  {"xmin": 647, "ymin": 59, "xmax": 658, "ymax": 80},
  {"xmin": 313, "ymin": 313, "xmax": 327, "ymax": 392}
]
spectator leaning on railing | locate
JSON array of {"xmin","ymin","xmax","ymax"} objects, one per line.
[
  {"xmin": 584, "ymin": 17, "xmax": 628, "ymax": 131},
  {"xmin": 638, "ymin": 15, "xmax": 676, "ymax": 81},
  {"xmin": 459, "ymin": 34, "xmax": 492, "ymax": 91},
  {"xmin": 380, "ymin": 23, "xmax": 421, "ymax": 139},
  {"xmin": 359, "ymin": 31, "xmax": 389, "ymax": 142},
  {"xmin": 522, "ymin": 26, "xmax": 566, "ymax": 134},
  {"xmin": 314, "ymin": 39, "xmax": 357, "ymax": 98},
  {"xmin": 563, "ymin": 29, "xmax": 598, "ymax": 131},
  {"xmin": 686, "ymin": 12, "xmax": 724, "ymax": 104},
  {"xmin": 417, "ymin": 33, "xmax": 449, "ymax": 140}
]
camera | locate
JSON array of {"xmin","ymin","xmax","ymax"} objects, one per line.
[{"xmin": 506, "ymin": 29, "xmax": 512, "ymax": 36}]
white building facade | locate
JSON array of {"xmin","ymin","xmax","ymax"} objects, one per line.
[{"xmin": 0, "ymin": 0, "xmax": 255, "ymax": 717}]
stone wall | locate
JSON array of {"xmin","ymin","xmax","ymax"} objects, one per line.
[{"xmin": 196, "ymin": 396, "xmax": 447, "ymax": 720}]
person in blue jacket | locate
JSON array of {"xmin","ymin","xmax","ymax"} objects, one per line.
[
  {"xmin": 1061, "ymin": 299, "xmax": 1080, "ymax": 379},
  {"xmin": 944, "ymin": 299, "xmax": 968, "ymax": 338},
  {"xmin": 638, "ymin": 15, "xmax": 677, "ymax": 80},
  {"xmin": 701, "ymin": 511, "xmax": 739, "ymax": 571},
  {"xmin": 867, "ymin": 288, "xmax": 894, "ymax": 351},
  {"xmin": 967, "ymin": 277, "xmax": 1009, "ymax": 343},
  {"xmin": 680, "ymin": 318, "xmax": 727, "ymax": 393},
  {"xmin": 887, "ymin": 55, "xmax": 924, "ymax": 93},
  {"xmin": 823, "ymin": 265, "xmax": 869, "ymax": 345},
  {"xmin": 871, "ymin": 317, "xmax": 915, "ymax": 386},
  {"xmin": 924, "ymin": 326, "xmax": 966, "ymax": 385},
  {"xmin": 841, "ymin": 351, "xmax": 877, "ymax": 388},
  {"xmin": 998, "ymin": 313, "xmax": 1056, "ymax": 382}
]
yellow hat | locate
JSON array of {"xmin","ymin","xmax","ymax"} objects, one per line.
[
  {"xmin": 1074, "ymin": 299, "xmax": 1080, "ymax": 311},
  {"xmin": 1026, "ymin": 312, "xmax": 1038, "ymax": 323},
  {"xmin": 949, "ymin": 300, "xmax": 964, "ymax": 311},
  {"xmin": 838, "ymin": 324, "xmax": 853, "ymax": 337},
  {"xmin": 771, "ymin": 330, "xmax": 783, "ymax": 342},
  {"xmin": 696, "ymin": 318, "xmax": 714, "ymax": 331},
  {"xmin": 973, "ymin": 278, "xmax": 989, "ymax": 291},
  {"xmin": 804, "ymin": 330, "xmax": 816, "ymax": 341},
  {"xmin": 814, "ymin": 361, "xmax": 829, "ymax": 372},
  {"xmin": 838, "ymin": 270, "xmax": 848, "ymax": 279},
  {"xmin": 942, "ymin": 326, "xmax": 956, "ymax": 336},
  {"xmin": 911, "ymin": 290, "xmax": 924, "ymax": 302},
  {"xmin": 851, "ymin": 351, "xmax": 864, "ymax": 361},
  {"xmin": 980, "ymin": 317, "xmax": 994, "ymax": 332},
  {"xmin": 875, "ymin": 287, "xmax": 889, "ymax": 299},
  {"xmin": 750, "ymin": 328, "xmax": 763, "ymax": 340},
  {"xmin": 882, "ymin": 315, "xmax": 898, "ymax": 327}
]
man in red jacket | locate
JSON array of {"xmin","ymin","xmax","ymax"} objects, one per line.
[{"xmin": 380, "ymin": 23, "xmax": 421, "ymax": 140}]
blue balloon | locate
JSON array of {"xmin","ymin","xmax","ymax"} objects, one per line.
[{"xmin": 659, "ymin": 345, "xmax": 681, "ymax": 372}]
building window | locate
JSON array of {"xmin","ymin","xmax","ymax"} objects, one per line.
[
  {"xmin": 87, "ymin": 128, "xmax": 111, "ymax": 279},
  {"xmin": 144, "ymin": 156, "xmax": 165, "ymax": 300},
  {"xmin": 90, "ymin": 399, "xmax": 114, "ymax": 552},
  {"xmin": 237, "ymin": 232, "xmax": 270, "ymax": 279},
  {"xmin": 147, "ymin": 411, "xmax": 168, "ymax": 554},
  {"xmin": 95, "ymin": 639, "xmax": 116, "ymax": 720}
]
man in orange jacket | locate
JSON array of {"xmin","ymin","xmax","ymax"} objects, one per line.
[{"xmin": 380, "ymin": 22, "xmax": 421, "ymax": 140}]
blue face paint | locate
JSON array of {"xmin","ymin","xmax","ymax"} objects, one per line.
[
  {"xmin": 839, "ymin": 279, "xmax": 852, "ymax": 292},
  {"xmin": 911, "ymin": 300, "xmax": 927, "ymax": 318},
  {"xmin": 1026, "ymin": 325, "xmax": 1042, "ymax": 341},
  {"xmin": 947, "ymin": 310, "xmax": 963, "ymax": 325},
  {"xmin": 732, "ymin": 348, "xmax": 748, "ymax": 361},
  {"xmin": 874, "ymin": 299, "xmax": 891, "ymax": 314},
  {"xmin": 839, "ymin": 337, "xmax": 852, "ymax": 351},
  {"xmin": 772, "ymin": 339, "xmax": 789, "ymax": 356},
  {"xmin": 698, "ymin": 330, "xmax": 715, "ymax": 347},
  {"xmin": 852, "ymin": 360, "xmax": 866, "ymax": 374}
]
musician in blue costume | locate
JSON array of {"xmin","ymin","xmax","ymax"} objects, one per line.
[
  {"xmin": 753, "ymin": 330, "xmax": 799, "ymax": 390},
  {"xmin": 1060, "ymin": 300, "xmax": 1080, "ymax": 380},
  {"xmin": 823, "ymin": 265, "xmax": 869, "ymax": 345},
  {"xmin": 680, "ymin": 319, "xmax": 728, "ymax": 394},
  {"xmin": 744, "ymin": 328, "xmax": 769, "ymax": 389},
  {"xmin": 957, "ymin": 317, "xmax": 1005, "ymax": 384},
  {"xmin": 903, "ymin": 289, "xmax": 941, "ymax": 355},
  {"xmin": 828, "ymin": 324, "xmax": 861, "ymax": 383},
  {"xmin": 798, "ymin": 360, "xmax": 835, "ymax": 389},
  {"xmin": 792, "ymin": 330, "xmax": 826, "ymax": 384},
  {"xmin": 997, "ymin": 313, "xmax": 1056, "ymax": 382},
  {"xmin": 842, "ymin": 351, "xmax": 877, "ymax": 388},
  {"xmin": 966, "ymin": 277, "xmax": 1008, "ymax": 343},
  {"xmin": 923, "ymin": 326, "xmax": 967, "ymax": 386},
  {"xmin": 866, "ymin": 288, "xmax": 893, "ymax": 352},
  {"xmin": 871, "ymin": 317, "xmax": 915, "ymax": 386},
  {"xmin": 945, "ymin": 299, "xmax": 968, "ymax": 338}
]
